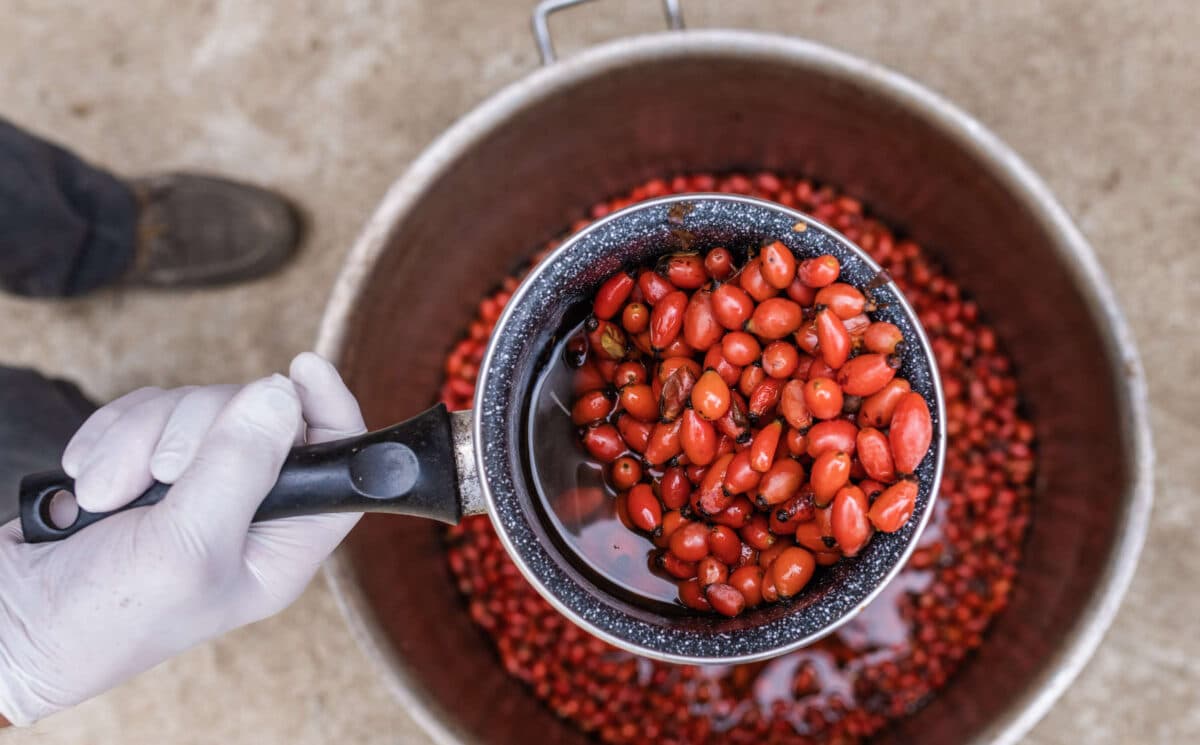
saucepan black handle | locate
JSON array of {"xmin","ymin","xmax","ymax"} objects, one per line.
[{"xmin": 19, "ymin": 403, "xmax": 463, "ymax": 543}]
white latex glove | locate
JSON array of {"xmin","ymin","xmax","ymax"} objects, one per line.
[{"xmin": 0, "ymin": 352, "xmax": 366, "ymax": 726}]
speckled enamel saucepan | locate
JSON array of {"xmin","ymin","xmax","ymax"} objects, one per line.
[{"xmin": 18, "ymin": 194, "xmax": 944, "ymax": 665}]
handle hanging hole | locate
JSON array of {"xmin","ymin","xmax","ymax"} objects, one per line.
[{"xmin": 43, "ymin": 489, "xmax": 80, "ymax": 530}]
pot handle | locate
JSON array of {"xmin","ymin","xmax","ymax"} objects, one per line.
[
  {"xmin": 532, "ymin": 0, "xmax": 685, "ymax": 65},
  {"xmin": 18, "ymin": 404, "xmax": 477, "ymax": 544}
]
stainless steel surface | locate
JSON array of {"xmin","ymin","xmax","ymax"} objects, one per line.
[
  {"xmin": 449, "ymin": 409, "xmax": 485, "ymax": 517},
  {"xmin": 472, "ymin": 193, "xmax": 945, "ymax": 664},
  {"xmin": 533, "ymin": 0, "xmax": 683, "ymax": 64},
  {"xmin": 318, "ymin": 28, "xmax": 1153, "ymax": 745}
]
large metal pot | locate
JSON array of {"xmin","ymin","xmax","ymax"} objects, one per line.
[{"xmin": 315, "ymin": 19, "xmax": 1153, "ymax": 745}]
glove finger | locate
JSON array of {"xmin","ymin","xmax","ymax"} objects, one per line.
[
  {"xmin": 233, "ymin": 512, "xmax": 360, "ymax": 625},
  {"xmin": 73, "ymin": 388, "xmax": 192, "ymax": 513},
  {"xmin": 152, "ymin": 375, "xmax": 302, "ymax": 553},
  {"xmin": 289, "ymin": 352, "xmax": 367, "ymax": 444},
  {"xmin": 149, "ymin": 385, "xmax": 240, "ymax": 483},
  {"xmin": 225, "ymin": 355, "xmax": 366, "ymax": 624},
  {"xmin": 61, "ymin": 386, "xmax": 164, "ymax": 477}
]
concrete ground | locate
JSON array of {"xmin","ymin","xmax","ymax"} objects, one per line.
[{"xmin": 1, "ymin": 0, "xmax": 1196, "ymax": 742}]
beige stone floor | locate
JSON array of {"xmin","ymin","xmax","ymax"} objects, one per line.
[{"xmin": 1, "ymin": 0, "xmax": 1196, "ymax": 743}]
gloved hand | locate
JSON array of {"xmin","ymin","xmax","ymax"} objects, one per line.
[{"xmin": 0, "ymin": 352, "xmax": 365, "ymax": 726}]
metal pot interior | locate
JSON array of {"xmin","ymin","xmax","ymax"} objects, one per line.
[{"xmin": 323, "ymin": 32, "xmax": 1147, "ymax": 745}]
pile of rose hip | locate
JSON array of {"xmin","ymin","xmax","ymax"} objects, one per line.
[
  {"xmin": 442, "ymin": 172, "xmax": 1035, "ymax": 744},
  {"xmin": 569, "ymin": 242, "xmax": 933, "ymax": 617}
]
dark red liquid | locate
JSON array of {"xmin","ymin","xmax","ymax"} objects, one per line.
[{"xmin": 527, "ymin": 322, "xmax": 701, "ymax": 608}]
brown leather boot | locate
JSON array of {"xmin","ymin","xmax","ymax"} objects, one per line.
[{"xmin": 127, "ymin": 173, "xmax": 301, "ymax": 287}]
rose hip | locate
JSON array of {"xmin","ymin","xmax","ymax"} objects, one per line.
[
  {"xmin": 739, "ymin": 258, "xmax": 777, "ymax": 302},
  {"xmin": 738, "ymin": 363, "xmax": 766, "ymax": 398},
  {"xmin": 708, "ymin": 525, "xmax": 743, "ymax": 565},
  {"xmin": 858, "ymin": 378, "xmax": 911, "ymax": 428},
  {"xmin": 711, "ymin": 283, "xmax": 755, "ymax": 330},
  {"xmin": 594, "ymin": 271, "xmax": 635, "ymax": 320},
  {"xmin": 890, "ymin": 392, "xmax": 933, "ymax": 473},
  {"xmin": 615, "ymin": 413, "xmax": 652, "ymax": 454},
  {"xmin": 722, "ymin": 331, "xmax": 761, "ymax": 366},
  {"xmin": 804, "ymin": 377, "xmax": 844, "ymax": 420},
  {"xmin": 715, "ymin": 392, "xmax": 751, "ymax": 442},
  {"xmin": 815, "ymin": 307, "xmax": 851, "ymax": 368},
  {"xmin": 755, "ymin": 458, "xmax": 805, "ymax": 507},
  {"xmin": 705, "ymin": 582, "xmax": 747, "ymax": 617},
  {"xmin": 811, "ymin": 450, "xmax": 851, "ymax": 505},
  {"xmin": 739, "ymin": 513, "xmax": 776, "ymax": 551},
  {"xmin": 691, "ymin": 370, "xmax": 731, "ymax": 421},
  {"xmin": 621, "ymin": 302, "xmax": 650, "ymax": 333},
  {"xmin": 869, "ymin": 479, "xmax": 918, "ymax": 532},
  {"xmin": 760, "ymin": 240, "xmax": 797, "ymax": 289},
  {"xmin": 864, "ymin": 320, "xmax": 904, "ymax": 354},
  {"xmin": 711, "ymin": 495, "xmax": 754, "ymax": 529},
  {"xmin": 581, "ymin": 423, "xmax": 624, "ymax": 463},
  {"xmin": 683, "ymin": 289, "xmax": 723, "ymax": 350},
  {"xmin": 650, "ymin": 290, "xmax": 688, "ymax": 349},
  {"xmin": 613, "ymin": 360, "xmax": 647, "ymax": 387},
  {"xmin": 678, "ymin": 578, "xmax": 711, "ymax": 611},
  {"xmin": 837, "ymin": 353, "xmax": 898, "ymax": 397},
  {"xmin": 843, "ymin": 312, "xmax": 870, "ymax": 337},
  {"xmin": 658, "ymin": 335, "xmax": 695, "ymax": 360},
  {"xmin": 619, "ymin": 383, "xmax": 658, "ymax": 422},
  {"xmin": 704, "ymin": 247, "xmax": 734, "ymax": 279},
  {"xmin": 670, "ymin": 522, "xmax": 711, "ymax": 562},
  {"xmin": 571, "ymin": 389, "xmax": 614, "ymax": 425},
  {"xmin": 729, "ymin": 565, "xmax": 764, "ymax": 607},
  {"xmin": 856, "ymin": 427, "xmax": 897, "ymax": 483},
  {"xmin": 757, "ymin": 540, "xmax": 789, "ymax": 569},
  {"xmin": 746, "ymin": 298, "xmax": 803, "ymax": 339},
  {"xmin": 723, "ymin": 450, "xmax": 762, "ymax": 495},
  {"xmin": 748, "ymin": 419, "xmax": 784, "ymax": 473},
  {"xmin": 794, "ymin": 321, "xmax": 819, "ymax": 356},
  {"xmin": 655, "ymin": 509, "xmax": 686, "ymax": 548},
  {"xmin": 627, "ymin": 484, "xmax": 663, "ymax": 534},
  {"xmin": 797, "ymin": 255, "xmax": 840, "ymax": 287},
  {"xmin": 761, "ymin": 340, "xmax": 801, "ymax": 378},
  {"xmin": 610, "ymin": 456, "xmax": 643, "ymax": 491},
  {"xmin": 696, "ymin": 556, "xmax": 729, "ymax": 587},
  {"xmin": 637, "ymin": 269, "xmax": 674, "ymax": 304},
  {"xmin": 658, "ymin": 365, "xmax": 695, "ymax": 422},
  {"xmin": 657, "ymin": 466, "xmax": 690, "ymax": 509},
  {"xmin": 795, "ymin": 520, "xmax": 831, "ymax": 553},
  {"xmin": 680, "ymin": 409, "xmax": 718, "ymax": 466},
  {"xmin": 779, "ymin": 380, "xmax": 813, "ymax": 430},
  {"xmin": 831, "ymin": 485, "xmax": 872, "ymax": 556},
  {"xmin": 643, "ymin": 419, "xmax": 683, "ymax": 466},
  {"xmin": 662, "ymin": 252, "xmax": 708, "ymax": 289},
  {"xmin": 784, "ymin": 427, "xmax": 808, "ymax": 456},
  {"xmin": 814, "ymin": 282, "xmax": 866, "ymax": 319},
  {"xmin": 703, "ymin": 344, "xmax": 742, "ymax": 387},
  {"xmin": 805, "ymin": 419, "xmax": 859, "ymax": 458},
  {"xmin": 771, "ymin": 546, "xmax": 816, "ymax": 597}
]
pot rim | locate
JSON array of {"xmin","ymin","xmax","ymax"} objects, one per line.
[
  {"xmin": 473, "ymin": 192, "xmax": 947, "ymax": 665},
  {"xmin": 317, "ymin": 29, "xmax": 1154, "ymax": 745}
]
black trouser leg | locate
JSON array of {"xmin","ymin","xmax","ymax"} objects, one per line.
[
  {"xmin": 0, "ymin": 118, "xmax": 138, "ymax": 297},
  {"xmin": 0, "ymin": 367, "xmax": 97, "ymax": 523}
]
